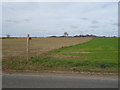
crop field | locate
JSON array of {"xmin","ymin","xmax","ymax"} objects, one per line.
[
  {"xmin": 2, "ymin": 37, "xmax": 92, "ymax": 61},
  {"xmin": 3, "ymin": 37, "xmax": 118, "ymax": 73}
]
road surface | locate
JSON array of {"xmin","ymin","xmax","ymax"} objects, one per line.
[{"xmin": 2, "ymin": 73, "xmax": 118, "ymax": 88}]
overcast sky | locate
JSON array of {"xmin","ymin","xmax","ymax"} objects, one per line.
[{"xmin": 2, "ymin": 2, "xmax": 118, "ymax": 37}]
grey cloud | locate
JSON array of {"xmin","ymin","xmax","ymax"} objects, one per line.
[
  {"xmin": 71, "ymin": 25, "xmax": 78, "ymax": 29},
  {"xmin": 9, "ymin": 7, "xmax": 16, "ymax": 10},
  {"xmin": 92, "ymin": 20, "xmax": 99, "ymax": 24},
  {"xmin": 6, "ymin": 20, "xmax": 12, "ymax": 22},
  {"xmin": 112, "ymin": 23, "xmax": 119, "ymax": 26},
  {"xmin": 89, "ymin": 26, "xmax": 99, "ymax": 28},
  {"xmin": 81, "ymin": 18, "xmax": 88, "ymax": 20},
  {"xmin": 90, "ymin": 29, "xmax": 95, "ymax": 31},
  {"xmin": 5, "ymin": 20, "xmax": 19, "ymax": 23},
  {"xmin": 24, "ymin": 19, "xmax": 32, "ymax": 22}
]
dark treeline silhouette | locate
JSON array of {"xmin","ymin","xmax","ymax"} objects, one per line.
[
  {"xmin": 49, "ymin": 34, "xmax": 97, "ymax": 37},
  {"xmin": 74, "ymin": 34, "xmax": 97, "ymax": 37},
  {"xmin": 1, "ymin": 34, "xmax": 118, "ymax": 39}
]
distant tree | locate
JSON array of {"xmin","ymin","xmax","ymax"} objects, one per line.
[
  {"xmin": 60, "ymin": 36, "xmax": 64, "ymax": 37},
  {"xmin": 50, "ymin": 36, "xmax": 57, "ymax": 37},
  {"xmin": 64, "ymin": 32, "xmax": 69, "ymax": 37},
  {"xmin": 6, "ymin": 34, "xmax": 10, "ymax": 38},
  {"xmin": 74, "ymin": 35, "xmax": 79, "ymax": 37}
]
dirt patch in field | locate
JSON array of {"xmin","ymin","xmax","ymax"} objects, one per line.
[
  {"xmin": 70, "ymin": 52, "xmax": 91, "ymax": 54},
  {"xmin": 2, "ymin": 37, "xmax": 92, "ymax": 61},
  {"xmin": 47, "ymin": 54, "xmax": 84, "ymax": 60}
]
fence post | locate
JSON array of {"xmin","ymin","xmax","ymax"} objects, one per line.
[{"xmin": 27, "ymin": 34, "xmax": 30, "ymax": 61}]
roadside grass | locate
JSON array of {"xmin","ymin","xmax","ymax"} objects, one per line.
[
  {"xmin": 3, "ymin": 57, "xmax": 118, "ymax": 73},
  {"xmin": 3, "ymin": 37, "xmax": 119, "ymax": 73}
]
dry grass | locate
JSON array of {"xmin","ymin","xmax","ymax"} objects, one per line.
[{"xmin": 2, "ymin": 37, "xmax": 92, "ymax": 61}]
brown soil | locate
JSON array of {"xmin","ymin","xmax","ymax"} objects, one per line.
[{"xmin": 70, "ymin": 52, "xmax": 91, "ymax": 54}]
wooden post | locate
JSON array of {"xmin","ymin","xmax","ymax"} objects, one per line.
[{"xmin": 27, "ymin": 34, "xmax": 30, "ymax": 60}]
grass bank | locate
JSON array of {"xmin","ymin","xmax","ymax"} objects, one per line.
[{"xmin": 3, "ymin": 37, "xmax": 118, "ymax": 73}]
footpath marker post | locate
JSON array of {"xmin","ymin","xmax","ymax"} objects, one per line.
[{"xmin": 27, "ymin": 34, "xmax": 30, "ymax": 61}]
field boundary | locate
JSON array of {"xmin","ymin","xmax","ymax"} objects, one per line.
[{"xmin": 3, "ymin": 69, "xmax": 118, "ymax": 76}]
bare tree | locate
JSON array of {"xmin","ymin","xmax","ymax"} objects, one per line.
[{"xmin": 64, "ymin": 32, "xmax": 68, "ymax": 37}]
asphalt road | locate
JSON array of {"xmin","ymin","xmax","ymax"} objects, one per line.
[{"xmin": 2, "ymin": 73, "xmax": 118, "ymax": 88}]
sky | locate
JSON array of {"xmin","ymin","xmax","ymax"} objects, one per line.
[{"xmin": 2, "ymin": 2, "xmax": 118, "ymax": 37}]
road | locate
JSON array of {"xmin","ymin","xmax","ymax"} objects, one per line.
[{"xmin": 2, "ymin": 73, "xmax": 118, "ymax": 88}]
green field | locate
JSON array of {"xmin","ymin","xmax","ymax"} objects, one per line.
[{"xmin": 3, "ymin": 37, "xmax": 118, "ymax": 73}]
